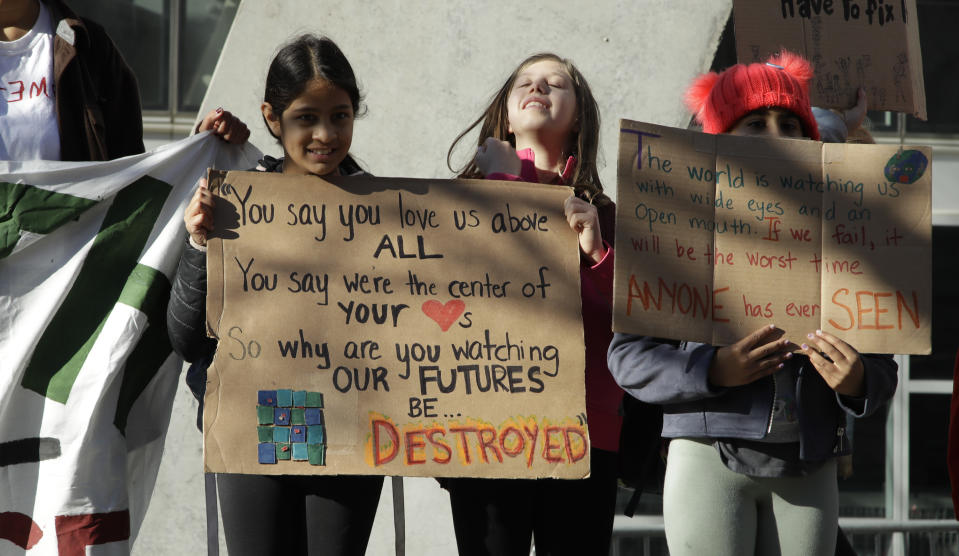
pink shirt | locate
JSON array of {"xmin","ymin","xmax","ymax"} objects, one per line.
[{"xmin": 487, "ymin": 147, "xmax": 623, "ymax": 452}]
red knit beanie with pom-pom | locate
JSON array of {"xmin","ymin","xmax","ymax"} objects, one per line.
[{"xmin": 684, "ymin": 50, "xmax": 820, "ymax": 140}]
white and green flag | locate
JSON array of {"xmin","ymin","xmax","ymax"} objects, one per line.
[{"xmin": 0, "ymin": 134, "xmax": 259, "ymax": 555}]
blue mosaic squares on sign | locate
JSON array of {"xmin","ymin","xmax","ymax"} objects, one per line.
[
  {"xmin": 257, "ymin": 406, "xmax": 274, "ymax": 425},
  {"xmin": 255, "ymin": 388, "xmax": 328, "ymax": 467},
  {"xmin": 257, "ymin": 426, "xmax": 273, "ymax": 442},
  {"xmin": 290, "ymin": 426, "xmax": 306, "ymax": 443},
  {"xmin": 273, "ymin": 427, "xmax": 290, "ymax": 443},
  {"xmin": 304, "ymin": 408, "xmax": 323, "ymax": 425},
  {"xmin": 308, "ymin": 443, "xmax": 325, "ymax": 466},
  {"xmin": 306, "ymin": 391, "xmax": 324, "ymax": 407},
  {"xmin": 292, "ymin": 390, "xmax": 307, "ymax": 407},
  {"xmin": 258, "ymin": 443, "xmax": 276, "ymax": 464},
  {"xmin": 291, "ymin": 408, "xmax": 305, "ymax": 425}
]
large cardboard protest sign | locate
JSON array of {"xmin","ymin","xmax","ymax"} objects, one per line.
[
  {"xmin": 614, "ymin": 119, "xmax": 931, "ymax": 354},
  {"xmin": 734, "ymin": 0, "xmax": 926, "ymax": 118},
  {"xmin": 202, "ymin": 171, "xmax": 588, "ymax": 478}
]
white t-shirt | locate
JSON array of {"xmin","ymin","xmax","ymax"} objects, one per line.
[{"xmin": 0, "ymin": 2, "xmax": 60, "ymax": 161}]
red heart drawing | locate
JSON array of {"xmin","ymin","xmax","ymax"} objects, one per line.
[{"xmin": 422, "ymin": 300, "xmax": 466, "ymax": 332}]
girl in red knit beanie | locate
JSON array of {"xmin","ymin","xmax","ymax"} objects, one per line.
[
  {"xmin": 686, "ymin": 50, "xmax": 821, "ymax": 139},
  {"xmin": 607, "ymin": 50, "xmax": 898, "ymax": 556}
]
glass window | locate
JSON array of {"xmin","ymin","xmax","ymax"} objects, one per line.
[
  {"xmin": 178, "ymin": 0, "xmax": 239, "ymax": 113},
  {"xmin": 69, "ymin": 0, "xmax": 238, "ymax": 116},
  {"xmin": 838, "ymin": 402, "xmax": 891, "ymax": 518},
  {"xmin": 909, "ymin": 226, "xmax": 959, "ymax": 380},
  {"xmin": 909, "ymin": 393, "xmax": 951, "ymax": 518},
  {"xmin": 71, "ymin": 0, "xmax": 170, "ymax": 111}
]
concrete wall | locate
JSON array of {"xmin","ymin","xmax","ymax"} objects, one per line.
[
  {"xmin": 193, "ymin": 0, "xmax": 732, "ymax": 189},
  {"xmin": 133, "ymin": 1, "xmax": 731, "ymax": 554}
]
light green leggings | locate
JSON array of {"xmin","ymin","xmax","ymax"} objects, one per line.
[{"xmin": 663, "ymin": 438, "xmax": 838, "ymax": 556}]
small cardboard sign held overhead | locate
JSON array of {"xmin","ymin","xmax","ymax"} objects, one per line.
[
  {"xmin": 614, "ymin": 119, "xmax": 931, "ymax": 354},
  {"xmin": 734, "ymin": 0, "xmax": 926, "ymax": 119},
  {"xmin": 203, "ymin": 171, "xmax": 588, "ymax": 479}
]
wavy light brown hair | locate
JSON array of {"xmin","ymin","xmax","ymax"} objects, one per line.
[{"xmin": 447, "ymin": 53, "xmax": 611, "ymax": 207}]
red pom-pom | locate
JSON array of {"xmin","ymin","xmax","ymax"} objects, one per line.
[
  {"xmin": 768, "ymin": 50, "xmax": 814, "ymax": 92},
  {"xmin": 684, "ymin": 71, "xmax": 720, "ymax": 123}
]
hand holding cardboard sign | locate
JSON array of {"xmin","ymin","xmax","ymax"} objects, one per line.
[
  {"xmin": 708, "ymin": 324, "xmax": 792, "ymax": 388},
  {"xmin": 476, "ymin": 137, "xmax": 521, "ymax": 177},
  {"xmin": 564, "ymin": 195, "xmax": 604, "ymax": 264},
  {"xmin": 184, "ymin": 178, "xmax": 214, "ymax": 247},
  {"xmin": 842, "ymin": 88, "xmax": 868, "ymax": 133},
  {"xmin": 801, "ymin": 330, "xmax": 865, "ymax": 397}
]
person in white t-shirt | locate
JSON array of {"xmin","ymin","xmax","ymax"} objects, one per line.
[
  {"xmin": 0, "ymin": 0, "xmax": 248, "ymax": 162},
  {"xmin": 0, "ymin": 0, "xmax": 60, "ymax": 159}
]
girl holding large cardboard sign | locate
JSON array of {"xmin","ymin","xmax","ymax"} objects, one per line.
[
  {"xmin": 607, "ymin": 51, "xmax": 898, "ymax": 556},
  {"xmin": 443, "ymin": 53, "xmax": 624, "ymax": 556},
  {"xmin": 167, "ymin": 35, "xmax": 382, "ymax": 556}
]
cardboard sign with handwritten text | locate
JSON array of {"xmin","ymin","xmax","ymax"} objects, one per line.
[
  {"xmin": 202, "ymin": 171, "xmax": 588, "ymax": 478},
  {"xmin": 734, "ymin": 0, "xmax": 926, "ymax": 118},
  {"xmin": 614, "ymin": 119, "xmax": 931, "ymax": 354}
]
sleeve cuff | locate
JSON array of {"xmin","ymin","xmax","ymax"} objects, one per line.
[
  {"xmin": 694, "ymin": 344, "xmax": 725, "ymax": 395},
  {"xmin": 189, "ymin": 236, "xmax": 208, "ymax": 252},
  {"xmin": 589, "ymin": 241, "xmax": 613, "ymax": 270},
  {"xmin": 837, "ymin": 392, "xmax": 868, "ymax": 417}
]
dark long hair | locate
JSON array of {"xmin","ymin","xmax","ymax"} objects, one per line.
[
  {"xmin": 447, "ymin": 53, "xmax": 610, "ymax": 207},
  {"xmin": 262, "ymin": 34, "xmax": 364, "ymax": 141}
]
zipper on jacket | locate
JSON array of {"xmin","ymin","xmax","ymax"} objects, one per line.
[
  {"xmin": 766, "ymin": 372, "xmax": 778, "ymax": 434},
  {"xmin": 834, "ymin": 426, "xmax": 846, "ymax": 454}
]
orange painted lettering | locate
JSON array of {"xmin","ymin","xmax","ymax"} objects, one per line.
[
  {"xmin": 498, "ymin": 426, "xmax": 525, "ymax": 457},
  {"xmin": 404, "ymin": 429, "xmax": 427, "ymax": 465},
  {"xmin": 522, "ymin": 423, "xmax": 539, "ymax": 468},
  {"xmin": 449, "ymin": 426, "xmax": 477, "ymax": 465},
  {"xmin": 477, "ymin": 427, "xmax": 502, "ymax": 463},
  {"xmin": 897, "ymin": 291, "xmax": 920, "ymax": 329},
  {"xmin": 563, "ymin": 427, "xmax": 588, "ymax": 463},
  {"xmin": 873, "ymin": 292, "xmax": 893, "ymax": 330},
  {"xmin": 543, "ymin": 425, "xmax": 564, "ymax": 463},
  {"xmin": 855, "ymin": 290, "xmax": 874, "ymax": 329},
  {"xmin": 372, "ymin": 419, "xmax": 399, "ymax": 466},
  {"xmin": 426, "ymin": 427, "xmax": 452, "ymax": 464},
  {"xmin": 829, "ymin": 288, "xmax": 854, "ymax": 331}
]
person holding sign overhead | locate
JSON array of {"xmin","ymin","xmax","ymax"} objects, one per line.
[
  {"xmin": 607, "ymin": 51, "xmax": 898, "ymax": 556},
  {"xmin": 443, "ymin": 52, "xmax": 623, "ymax": 556},
  {"xmin": 166, "ymin": 35, "xmax": 381, "ymax": 556}
]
